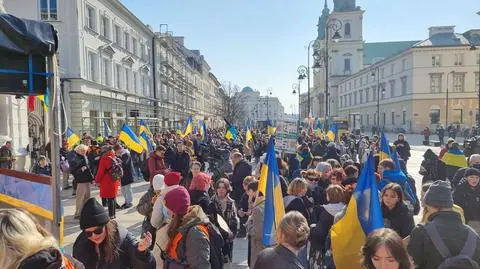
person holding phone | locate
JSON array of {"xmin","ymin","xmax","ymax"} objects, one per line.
[{"xmin": 73, "ymin": 198, "xmax": 155, "ymax": 269}]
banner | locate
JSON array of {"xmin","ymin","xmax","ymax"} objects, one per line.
[{"xmin": 274, "ymin": 121, "xmax": 298, "ymax": 154}]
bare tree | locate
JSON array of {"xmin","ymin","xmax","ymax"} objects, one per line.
[{"xmin": 221, "ymin": 81, "xmax": 245, "ymax": 126}]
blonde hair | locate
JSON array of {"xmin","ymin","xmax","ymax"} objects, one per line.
[
  {"xmin": 75, "ymin": 144, "xmax": 89, "ymax": 153},
  {"xmin": 287, "ymin": 178, "xmax": 308, "ymax": 196},
  {"xmin": 277, "ymin": 211, "xmax": 310, "ymax": 249},
  {"xmin": 0, "ymin": 209, "xmax": 59, "ymax": 269}
]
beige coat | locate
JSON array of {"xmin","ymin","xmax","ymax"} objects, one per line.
[{"xmin": 247, "ymin": 198, "xmax": 266, "ymax": 267}]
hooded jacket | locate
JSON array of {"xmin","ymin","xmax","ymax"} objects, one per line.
[
  {"xmin": 117, "ymin": 148, "xmax": 134, "ymax": 186},
  {"xmin": 382, "ymin": 202, "xmax": 415, "ymax": 238},
  {"xmin": 148, "ymin": 152, "xmax": 167, "ymax": 182},
  {"xmin": 70, "ymin": 153, "xmax": 94, "ymax": 184},
  {"xmin": 73, "ymin": 222, "xmax": 154, "ymax": 269},
  {"xmin": 164, "ymin": 205, "xmax": 211, "ymax": 269},
  {"xmin": 453, "ymin": 181, "xmax": 480, "ymax": 223},
  {"xmin": 310, "ymin": 203, "xmax": 345, "ymax": 250},
  {"xmin": 419, "ymin": 149, "xmax": 447, "ymax": 184},
  {"xmin": 19, "ymin": 248, "xmax": 84, "ymax": 269},
  {"xmin": 95, "ymin": 151, "xmax": 119, "ymax": 198},
  {"xmin": 253, "ymin": 245, "xmax": 304, "ymax": 269}
]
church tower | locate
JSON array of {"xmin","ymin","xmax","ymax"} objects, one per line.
[{"xmin": 312, "ymin": 0, "xmax": 364, "ymax": 118}]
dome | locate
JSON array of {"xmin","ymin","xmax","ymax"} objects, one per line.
[{"xmin": 241, "ymin": 86, "xmax": 254, "ymax": 93}]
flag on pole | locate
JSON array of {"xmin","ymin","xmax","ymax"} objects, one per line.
[
  {"xmin": 225, "ymin": 125, "xmax": 237, "ymax": 142},
  {"xmin": 66, "ymin": 127, "xmax": 80, "ymax": 150},
  {"xmin": 183, "ymin": 116, "xmax": 193, "ymax": 137},
  {"xmin": 315, "ymin": 120, "xmax": 324, "ymax": 138},
  {"xmin": 139, "ymin": 131, "xmax": 154, "ymax": 152},
  {"xmin": 331, "ymin": 153, "xmax": 383, "ymax": 268},
  {"xmin": 200, "ymin": 121, "xmax": 208, "ymax": 141},
  {"xmin": 36, "ymin": 88, "xmax": 50, "ymax": 111},
  {"xmin": 119, "ymin": 124, "xmax": 144, "ymax": 154},
  {"xmin": 379, "ymin": 132, "xmax": 391, "ymax": 161},
  {"xmin": 267, "ymin": 120, "xmax": 276, "ymax": 136},
  {"xmin": 326, "ymin": 123, "xmax": 338, "ymax": 142},
  {"xmin": 246, "ymin": 124, "xmax": 253, "ymax": 143},
  {"xmin": 139, "ymin": 120, "xmax": 152, "ymax": 137},
  {"xmin": 103, "ymin": 120, "xmax": 112, "ymax": 137},
  {"xmin": 259, "ymin": 138, "xmax": 285, "ymax": 246}
]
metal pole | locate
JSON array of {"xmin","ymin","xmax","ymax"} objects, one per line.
[
  {"xmin": 307, "ymin": 44, "xmax": 311, "ymax": 116},
  {"xmin": 325, "ymin": 29, "xmax": 329, "ymax": 130},
  {"xmin": 478, "ymin": 60, "xmax": 480, "ymax": 128},
  {"xmin": 446, "ymin": 72, "xmax": 449, "ymax": 128},
  {"xmin": 298, "ymin": 81, "xmax": 301, "ymax": 125},
  {"xmin": 376, "ymin": 67, "xmax": 380, "ymax": 135},
  {"xmin": 48, "ymin": 55, "xmax": 62, "ymax": 242}
]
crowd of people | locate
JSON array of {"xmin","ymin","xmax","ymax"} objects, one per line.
[{"xmin": 2, "ymin": 125, "xmax": 480, "ymax": 269}]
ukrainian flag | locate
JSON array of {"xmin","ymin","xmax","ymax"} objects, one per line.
[
  {"xmin": 267, "ymin": 120, "xmax": 276, "ymax": 136},
  {"xmin": 225, "ymin": 125, "xmax": 237, "ymax": 142},
  {"xmin": 183, "ymin": 116, "xmax": 193, "ymax": 137},
  {"xmin": 259, "ymin": 138, "xmax": 285, "ymax": 246},
  {"xmin": 315, "ymin": 121, "xmax": 323, "ymax": 139},
  {"xmin": 246, "ymin": 125, "xmax": 253, "ymax": 143},
  {"xmin": 326, "ymin": 123, "xmax": 338, "ymax": 142},
  {"xmin": 379, "ymin": 132, "xmax": 391, "ymax": 161},
  {"xmin": 442, "ymin": 148, "xmax": 468, "ymax": 168},
  {"xmin": 138, "ymin": 120, "xmax": 152, "ymax": 137},
  {"xmin": 119, "ymin": 124, "xmax": 144, "ymax": 154},
  {"xmin": 36, "ymin": 88, "xmax": 50, "ymax": 111},
  {"xmin": 139, "ymin": 131, "xmax": 154, "ymax": 152},
  {"xmin": 200, "ymin": 121, "xmax": 208, "ymax": 141},
  {"xmin": 331, "ymin": 153, "xmax": 383, "ymax": 268},
  {"xmin": 66, "ymin": 127, "xmax": 80, "ymax": 150}
]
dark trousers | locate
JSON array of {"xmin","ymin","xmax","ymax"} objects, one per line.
[{"xmin": 102, "ymin": 198, "xmax": 116, "ymax": 217}]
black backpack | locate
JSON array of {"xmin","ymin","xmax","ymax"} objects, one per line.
[{"xmin": 425, "ymin": 223, "xmax": 480, "ymax": 269}]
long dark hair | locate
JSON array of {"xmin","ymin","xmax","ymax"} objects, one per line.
[
  {"xmin": 381, "ymin": 183, "xmax": 404, "ymax": 207},
  {"xmin": 361, "ymin": 228, "xmax": 410, "ymax": 269},
  {"xmin": 100, "ymin": 221, "xmax": 120, "ymax": 263}
]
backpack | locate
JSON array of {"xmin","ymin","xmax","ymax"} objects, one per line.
[
  {"xmin": 109, "ymin": 155, "xmax": 123, "ymax": 181},
  {"xmin": 425, "ymin": 222, "xmax": 480, "ymax": 269}
]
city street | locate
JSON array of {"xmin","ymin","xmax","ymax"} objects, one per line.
[{"xmin": 61, "ymin": 141, "xmax": 435, "ymax": 268}]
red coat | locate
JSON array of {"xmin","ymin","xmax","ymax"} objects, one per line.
[
  {"xmin": 95, "ymin": 152, "xmax": 119, "ymax": 198},
  {"xmin": 148, "ymin": 152, "xmax": 167, "ymax": 181}
]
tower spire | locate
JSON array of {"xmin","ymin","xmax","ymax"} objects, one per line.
[{"xmin": 324, "ymin": 0, "xmax": 328, "ymax": 8}]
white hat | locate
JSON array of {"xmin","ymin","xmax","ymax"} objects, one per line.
[{"xmin": 152, "ymin": 174, "xmax": 165, "ymax": 191}]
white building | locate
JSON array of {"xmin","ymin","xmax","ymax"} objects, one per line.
[
  {"xmin": 310, "ymin": 0, "xmax": 480, "ymax": 132},
  {"xmin": 237, "ymin": 87, "xmax": 285, "ymax": 127}
]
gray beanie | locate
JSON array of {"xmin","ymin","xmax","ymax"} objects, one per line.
[
  {"xmin": 315, "ymin": 162, "xmax": 332, "ymax": 174},
  {"xmin": 424, "ymin": 180, "xmax": 453, "ymax": 209}
]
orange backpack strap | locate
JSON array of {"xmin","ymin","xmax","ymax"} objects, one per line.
[
  {"xmin": 165, "ymin": 225, "xmax": 210, "ymax": 261},
  {"xmin": 62, "ymin": 255, "xmax": 75, "ymax": 269},
  {"xmin": 197, "ymin": 224, "xmax": 209, "ymax": 240}
]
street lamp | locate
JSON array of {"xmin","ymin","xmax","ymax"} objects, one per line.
[
  {"xmin": 316, "ymin": 18, "xmax": 342, "ymax": 130},
  {"xmin": 371, "ymin": 68, "xmax": 386, "ymax": 134},
  {"xmin": 470, "ymin": 44, "xmax": 480, "ymax": 128},
  {"xmin": 292, "ymin": 83, "xmax": 301, "ymax": 129},
  {"xmin": 297, "ymin": 39, "xmax": 323, "ymax": 119}
]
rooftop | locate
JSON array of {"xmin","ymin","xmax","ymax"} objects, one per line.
[{"xmin": 363, "ymin": 41, "xmax": 419, "ymax": 65}]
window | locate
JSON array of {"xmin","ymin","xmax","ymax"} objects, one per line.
[
  {"xmin": 100, "ymin": 16, "xmax": 110, "ymax": 39},
  {"xmin": 354, "ymin": 91, "xmax": 357, "ymax": 105},
  {"xmin": 87, "ymin": 51, "xmax": 98, "ymax": 82},
  {"xmin": 114, "ymin": 25, "xmax": 121, "ymax": 45},
  {"xmin": 85, "ymin": 5, "xmax": 96, "ymax": 30},
  {"xmin": 359, "ymin": 90, "xmax": 363, "ymax": 104},
  {"xmin": 453, "ymin": 73, "xmax": 465, "ymax": 92},
  {"xmin": 360, "ymin": 77, "xmax": 363, "ymax": 86},
  {"xmin": 40, "ymin": 0, "xmax": 58, "ymax": 20},
  {"xmin": 372, "ymin": 86, "xmax": 377, "ymax": 101},
  {"xmin": 390, "ymin": 64, "xmax": 395, "ymax": 75},
  {"xmin": 367, "ymin": 114, "xmax": 370, "ymax": 126},
  {"xmin": 402, "ymin": 59, "xmax": 407, "ymax": 71},
  {"xmin": 476, "ymin": 72, "xmax": 479, "ymax": 92},
  {"xmin": 401, "ymin": 76, "xmax": 407, "ymax": 95},
  {"xmin": 365, "ymin": 88, "xmax": 370, "ymax": 102},
  {"xmin": 389, "ymin": 80, "xmax": 396, "ymax": 97},
  {"xmin": 430, "ymin": 109, "xmax": 440, "ymax": 124},
  {"xmin": 430, "ymin": 74, "xmax": 442, "ymax": 93},
  {"xmin": 102, "ymin": 58, "xmax": 111, "ymax": 86},
  {"xmin": 432, "ymin": 55, "xmax": 441, "ymax": 67},
  {"xmin": 103, "ymin": 112, "xmax": 111, "ymax": 134},
  {"xmin": 454, "ymin": 54, "xmax": 463, "ymax": 66},
  {"xmin": 381, "ymin": 68, "xmax": 385, "ymax": 78},
  {"xmin": 124, "ymin": 32, "xmax": 130, "ymax": 51},
  {"xmin": 382, "ymin": 112, "xmax": 386, "ymax": 125},
  {"xmin": 381, "ymin": 83, "xmax": 386, "ymax": 99},
  {"xmin": 453, "ymin": 109, "xmax": 463, "ymax": 124},
  {"xmin": 125, "ymin": 68, "xmax": 131, "ymax": 92},
  {"xmin": 132, "ymin": 38, "xmax": 138, "ymax": 56},
  {"xmin": 348, "ymin": 93, "xmax": 352, "ymax": 106},
  {"xmin": 344, "ymin": 58, "xmax": 351, "ymax": 73},
  {"xmin": 115, "ymin": 64, "xmax": 121, "ymax": 89},
  {"xmin": 402, "ymin": 111, "xmax": 406, "ymax": 125},
  {"xmin": 391, "ymin": 112, "xmax": 395, "ymax": 125},
  {"xmin": 344, "ymin": 23, "xmax": 351, "ymax": 38},
  {"xmin": 477, "ymin": 54, "xmax": 480, "ymax": 65},
  {"xmin": 133, "ymin": 72, "xmax": 138, "ymax": 93},
  {"xmin": 339, "ymin": 96, "xmax": 343, "ymax": 108},
  {"xmin": 140, "ymin": 43, "xmax": 146, "ymax": 59},
  {"xmin": 354, "ymin": 79, "xmax": 357, "ymax": 88},
  {"xmin": 89, "ymin": 111, "xmax": 99, "ymax": 135}
]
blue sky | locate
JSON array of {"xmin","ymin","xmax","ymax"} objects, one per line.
[{"xmin": 121, "ymin": 0, "xmax": 479, "ymax": 114}]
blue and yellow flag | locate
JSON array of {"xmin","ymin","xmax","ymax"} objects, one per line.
[
  {"xmin": 200, "ymin": 121, "xmax": 208, "ymax": 141},
  {"xmin": 326, "ymin": 123, "xmax": 338, "ymax": 142},
  {"xmin": 119, "ymin": 124, "xmax": 144, "ymax": 154},
  {"xmin": 246, "ymin": 125, "xmax": 253, "ymax": 143},
  {"xmin": 267, "ymin": 120, "xmax": 276, "ymax": 136},
  {"xmin": 36, "ymin": 88, "xmax": 50, "ymax": 111},
  {"xmin": 139, "ymin": 131, "xmax": 154, "ymax": 152},
  {"xmin": 183, "ymin": 116, "xmax": 193, "ymax": 137},
  {"xmin": 315, "ymin": 120, "xmax": 324, "ymax": 138},
  {"xmin": 379, "ymin": 132, "xmax": 391, "ymax": 161},
  {"xmin": 66, "ymin": 127, "xmax": 80, "ymax": 150},
  {"xmin": 139, "ymin": 120, "xmax": 152, "ymax": 137},
  {"xmin": 103, "ymin": 120, "xmax": 112, "ymax": 137},
  {"xmin": 442, "ymin": 148, "xmax": 468, "ymax": 168},
  {"xmin": 259, "ymin": 138, "xmax": 285, "ymax": 246},
  {"xmin": 225, "ymin": 125, "xmax": 238, "ymax": 142},
  {"xmin": 331, "ymin": 153, "xmax": 383, "ymax": 269}
]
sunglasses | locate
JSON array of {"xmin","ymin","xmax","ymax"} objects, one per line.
[{"xmin": 84, "ymin": 226, "xmax": 104, "ymax": 237}]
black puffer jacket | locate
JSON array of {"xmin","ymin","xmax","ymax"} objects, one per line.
[
  {"xmin": 382, "ymin": 202, "xmax": 415, "ymax": 238},
  {"xmin": 189, "ymin": 190, "xmax": 213, "ymax": 218},
  {"xmin": 419, "ymin": 149, "xmax": 446, "ymax": 184},
  {"xmin": 69, "ymin": 153, "xmax": 94, "ymax": 184},
  {"xmin": 310, "ymin": 203, "xmax": 345, "ymax": 251},
  {"xmin": 454, "ymin": 181, "xmax": 480, "ymax": 223},
  {"xmin": 73, "ymin": 222, "xmax": 154, "ymax": 269},
  {"xmin": 19, "ymin": 248, "xmax": 84, "ymax": 269},
  {"xmin": 407, "ymin": 211, "xmax": 480, "ymax": 269}
]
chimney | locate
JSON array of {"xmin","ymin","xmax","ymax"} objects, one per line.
[{"xmin": 428, "ymin": 26, "xmax": 455, "ymax": 37}]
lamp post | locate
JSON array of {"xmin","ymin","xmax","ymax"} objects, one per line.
[
  {"xmin": 471, "ymin": 44, "xmax": 480, "ymax": 128},
  {"xmin": 266, "ymin": 89, "xmax": 272, "ymax": 121},
  {"xmin": 371, "ymin": 68, "xmax": 386, "ymax": 135},
  {"xmin": 445, "ymin": 70, "xmax": 454, "ymax": 128},
  {"xmin": 292, "ymin": 83, "xmax": 300, "ymax": 131},
  {"xmin": 317, "ymin": 18, "xmax": 342, "ymax": 130}
]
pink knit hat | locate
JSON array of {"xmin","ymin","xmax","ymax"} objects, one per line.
[
  {"xmin": 164, "ymin": 186, "xmax": 190, "ymax": 215},
  {"xmin": 189, "ymin": 172, "xmax": 212, "ymax": 192}
]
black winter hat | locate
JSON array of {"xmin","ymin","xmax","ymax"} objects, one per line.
[
  {"xmin": 424, "ymin": 180, "xmax": 453, "ymax": 209},
  {"xmin": 80, "ymin": 198, "xmax": 110, "ymax": 230},
  {"xmin": 465, "ymin": 168, "xmax": 480, "ymax": 178}
]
